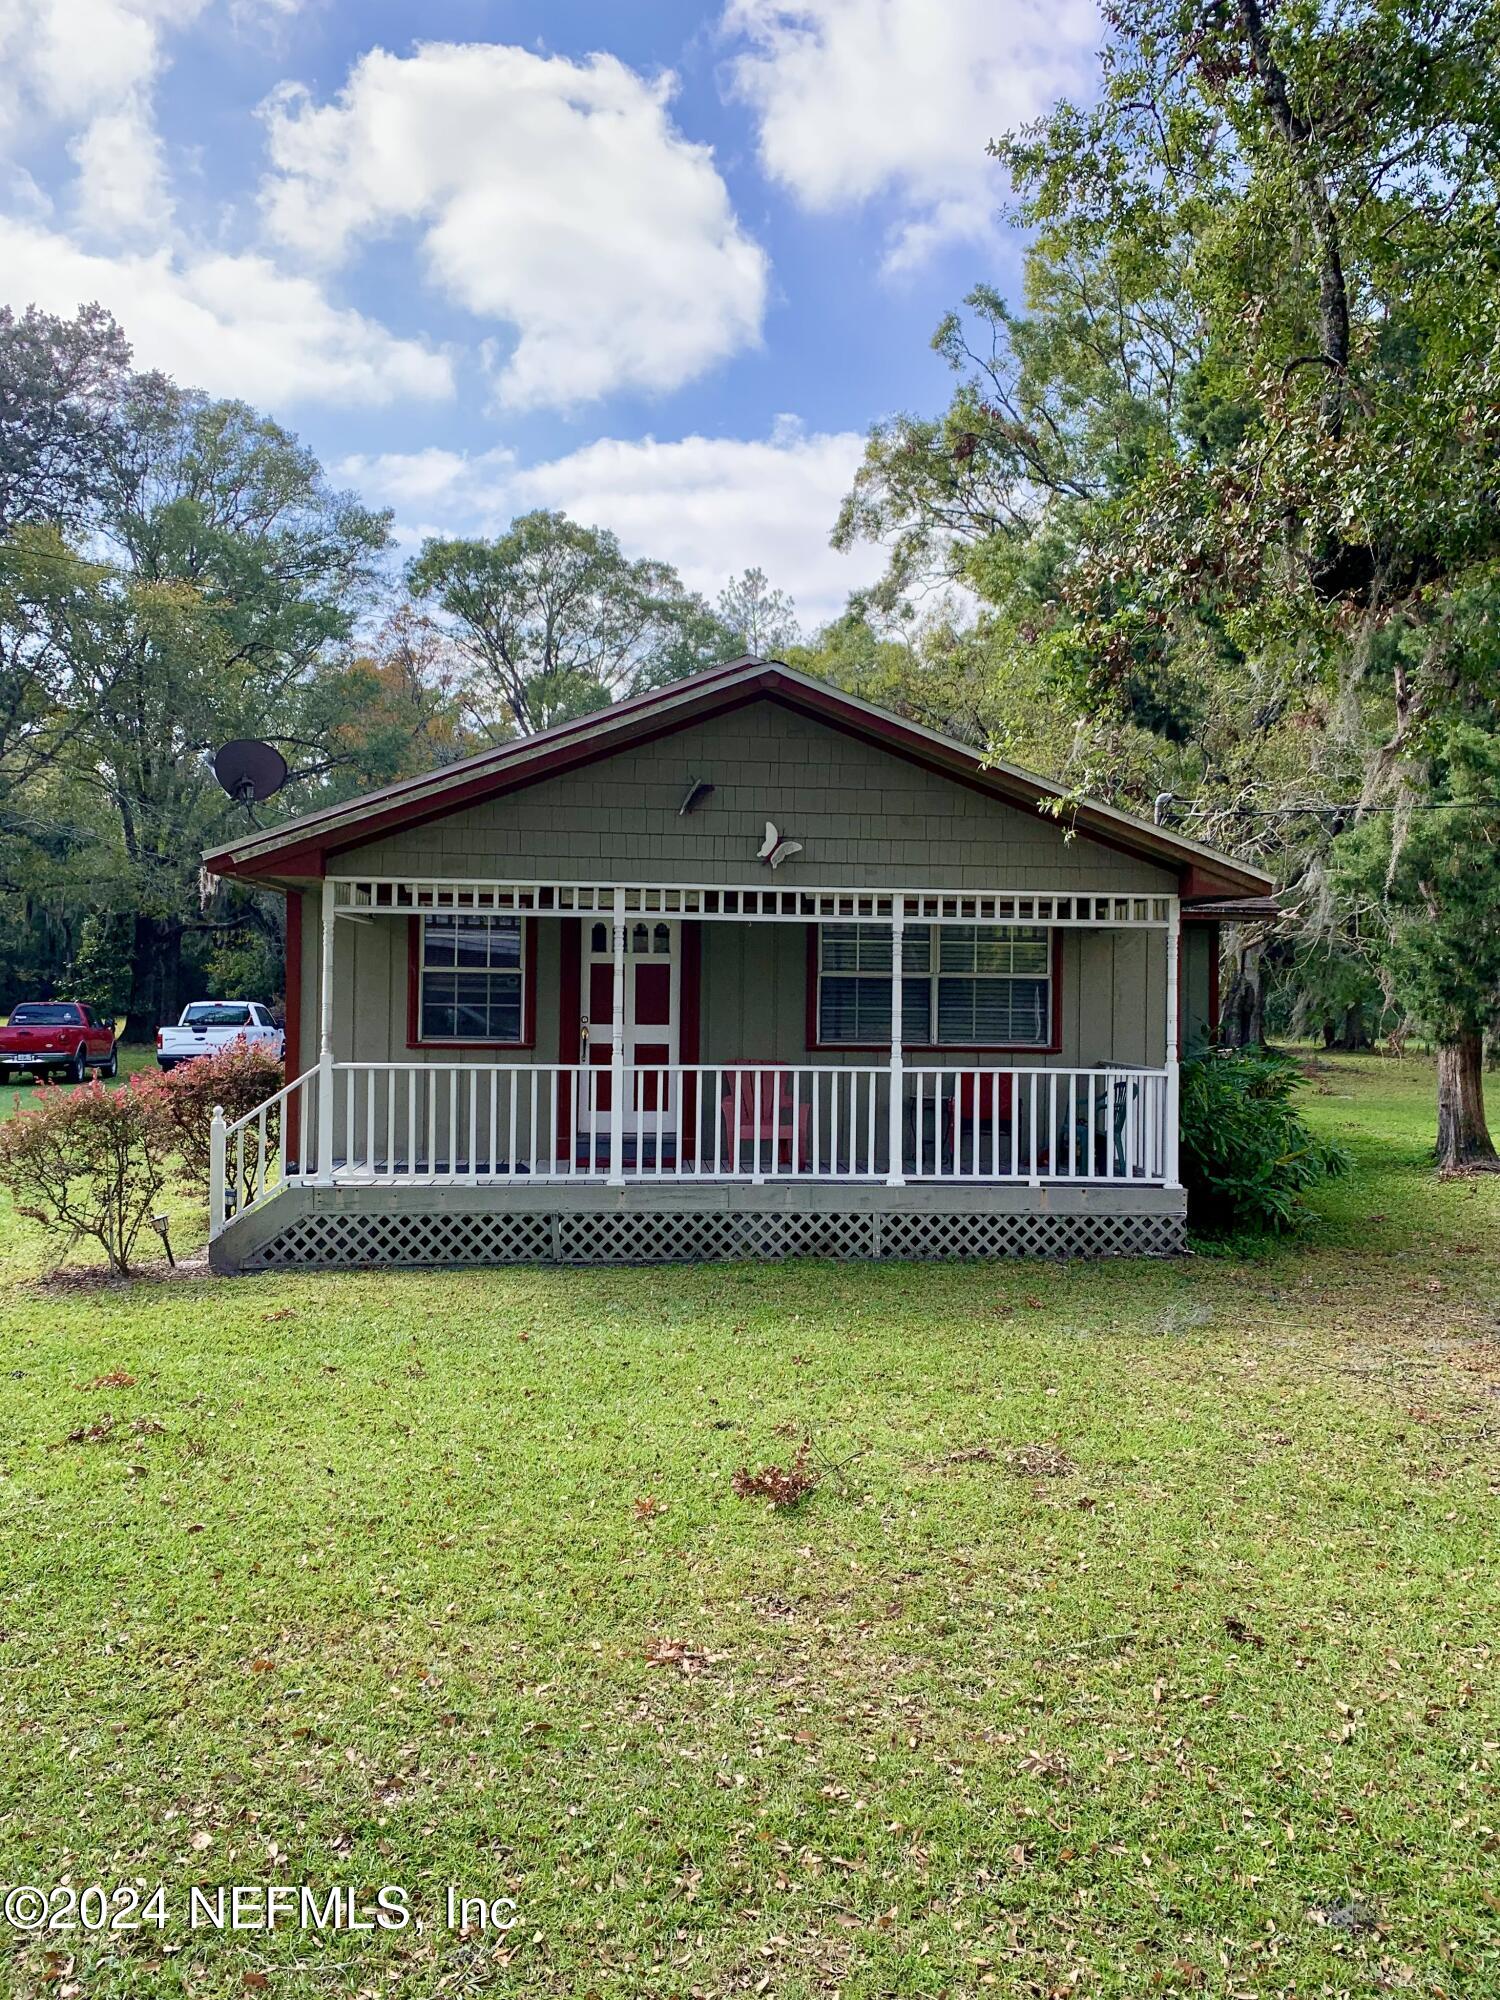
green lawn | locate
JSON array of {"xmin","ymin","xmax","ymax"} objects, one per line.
[{"xmin": 0, "ymin": 1055, "xmax": 1495, "ymax": 1998}]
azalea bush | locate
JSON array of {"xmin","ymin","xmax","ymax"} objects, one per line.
[
  {"xmin": 1179, "ymin": 1046, "xmax": 1348, "ymax": 1237},
  {"xmin": 152, "ymin": 1039, "xmax": 283, "ymax": 1194},
  {"xmin": 0, "ymin": 1078, "xmax": 175, "ymax": 1275}
]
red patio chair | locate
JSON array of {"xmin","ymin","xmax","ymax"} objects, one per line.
[
  {"xmin": 719, "ymin": 1066, "xmax": 812, "ymax": 1173},
  {"xmin": 943, "ymin": 1072, "xmax": 1014, "ymax": 1171}
]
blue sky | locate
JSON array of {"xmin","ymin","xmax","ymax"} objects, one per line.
[{"xmin": 0, "ymin": 0, "xmax": 1100, "ymax": 625}]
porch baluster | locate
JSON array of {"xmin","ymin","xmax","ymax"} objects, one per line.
[
  {"xmin": 1048, "ymin": 1074, "xmax": 1059, "ymax": 1186},
  {"xmin": 886, "ymin": 904, "xmax": 906, "ymax": 1185}
]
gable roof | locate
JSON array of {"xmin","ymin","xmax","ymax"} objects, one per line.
[{"xmin": 203, "ymin": 656, "xmax": 1275, "ymax": 900}]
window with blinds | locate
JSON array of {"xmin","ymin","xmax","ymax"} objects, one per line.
[
  {"xmin": 817, "ymin": 923, "xmax": 1051, "ymax": 1048},
  {"xmin": 417, "ymin": 915, "xmax": 525, "ymax": 1042}
]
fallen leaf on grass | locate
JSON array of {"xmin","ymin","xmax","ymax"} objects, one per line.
[
  {"xmin": 643, "ymin": 1638, "xmax": 711, "ymax": 1676},
  {"xmin": 732, "ymin": 1441, "xmax": 818, "ymax": 1509},
  {"xmin": 1017, "ymin": 1750, "xmax": 1071, "ymax": 1784},
  {"xmin": 64, "ymin": 1415, "xmax": 115, "ymax": 1445},
  {"xmin": 189, "ymin": 1831, "xmax": 213, "ymax": 1852},
  {"xmin": 87, "ymin": 1370, "xmax": 135, "ymax": 1389},
  {"xmin": 632, "ymin": 1495, "xmax": 666, "ymax": 1519},
  {"xmin": 1224, "ymin": 1614, "xmax": 1267, "ymax": 1650},
  {"xmin": 1007, "ymin": 1444, "xmax": 1077, "ymax": 1479}
]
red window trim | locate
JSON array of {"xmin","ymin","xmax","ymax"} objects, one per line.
[
  {"xmin": 803, "ymin": 924, "xmax": 1064, "ymax": 1055},
  {"xmin": 405, "ymin": 913, "xmax": 538, "ymax": 1050}
]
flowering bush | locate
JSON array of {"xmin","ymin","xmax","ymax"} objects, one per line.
[
  {"xmin": 152, "ymin": 1038, "xmax": 283, "ymax": 1194},
  {"xmin": 0, "ymin": 1078, "xmax": 175, "ymax": 1275}
]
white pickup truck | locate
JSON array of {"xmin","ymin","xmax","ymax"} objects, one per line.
[{"xmin": 156, "ymin": 1001, "xmax": 285, "ymax": 1071}]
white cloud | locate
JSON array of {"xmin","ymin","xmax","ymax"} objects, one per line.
[
  {"xmin": 723, "ymin": 0, "xmax": 1099, "ymax": 268},
  {"xmin": 0, "ymin": 0, "xmax": 209, "ymax": 234},
  {"xmin": 0, "ymin": 213, "xmax": 453, "ymax": 407},
  {"xmin": 259, "ymin": 41, "xmax": 768, "ymax": 411},
  {"xmin": 342, "ymin": 422, "xmax": 885, "ymax": 629},
  {"xmin": 0, "ymin": 2, "xmax": 458, "ymax": 410},
  {"xmin": 337, "ymin": 445, "xmax": 516, "ymax": 517}
]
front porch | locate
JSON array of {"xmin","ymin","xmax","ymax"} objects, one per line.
[{"xmin": 207, "ymin": 874, "xmax": 1188, "ymax": 1271}]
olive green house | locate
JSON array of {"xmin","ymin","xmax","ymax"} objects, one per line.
[{"xmin": 202, "ymin": 657, "xmax": 1272, "ymax": 1272}]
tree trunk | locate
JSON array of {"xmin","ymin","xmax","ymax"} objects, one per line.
[
  {"xmin": 1237, "ymin": 0, "xmax": 1349, "ymax": 436},
  {"xmin": 1220, "ymin": 931, "xmax": 1266, "ymax": 1048},
  {"xmin": 1333, "ymin": 1003, "xmax": 1371, "ymax": 1052},
  {"xmin": 124, "ymin": 916, "xmax": 184, "ymax": 1043},
  {"xmin": 1435, "ymin": 1032, "xmax": 1499, "ymax": 1172}
]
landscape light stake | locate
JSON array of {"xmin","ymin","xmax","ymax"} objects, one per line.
[{"xmin": 149, "ymin": 1212, "xmax": 175, "ymax": 1267}]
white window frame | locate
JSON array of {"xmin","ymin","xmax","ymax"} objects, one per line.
[
  {"xmin": 414, "ymin": 913, "xmax": 529, "ymax": 1047},
  {"xmin": 815, "ymin": 922, "xmax": 1054, "ymax": 1051}
]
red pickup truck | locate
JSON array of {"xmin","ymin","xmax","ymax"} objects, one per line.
[{"xmin": 0, "ymin": 1002, "xmax": 119, "ymax": 1083}]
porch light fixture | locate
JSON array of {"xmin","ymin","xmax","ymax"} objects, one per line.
[{"xmin": 757, "ymin": 820, "xmax": 803, "ymax": 869}]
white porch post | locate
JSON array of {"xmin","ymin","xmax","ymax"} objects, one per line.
[
  {"xmin": 608, "ymin": 887, "xmax": 627, "ymax": 1187},
  {"xmin": 1165, "ymin": 897, "xmax": 1181, "ymax": 1188},
  {"xmin": 208, "ymin": 1105, "xmax": 227, "ymax": 1238},
  {"xmin": 317, "ymin": 877, "xmax": 335, "ymax": 1185},
  {"xmin": 886, "ymin": 900, "xmax": 906, "ymax": 1185}
]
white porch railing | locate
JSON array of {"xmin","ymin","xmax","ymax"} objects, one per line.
[
  {"xmin": 208, "ymin": 1065, "xmax": 320, "ymax": 1233},
  {"xmin": 210, "ymin": 1062, "xmax": 1173, "ymax": 1238}
]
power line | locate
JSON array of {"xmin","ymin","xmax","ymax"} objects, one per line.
[
  {"xmin": 0, "ymin": 541, "xmax": 115, "ymax": 573},
  {"xmin": 1162, "ymin": 795, "xmax": 1500, "ymax": 822}
]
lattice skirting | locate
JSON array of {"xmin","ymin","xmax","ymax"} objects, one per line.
[{"xmin": 241, "ymin": 1205, "xmax": 1186, "ymax": 1269}]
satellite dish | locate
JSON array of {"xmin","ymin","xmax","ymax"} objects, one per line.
[{"xmin": 213, "ymin": 739, "xmax": 288, "ymax": 805}]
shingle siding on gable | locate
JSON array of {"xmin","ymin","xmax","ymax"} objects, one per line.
[{"xmin": 338, "ymin": 700, "xmax": 1176, "ymax": 892}]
